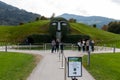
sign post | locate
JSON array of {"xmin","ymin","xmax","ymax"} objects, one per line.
[
  {"xmin": 87, "ymin": 51, "xmax": 90, "ymax": 66},
  {"xmin": 113, "ymin": 45, "xmax": 116, "ymax": 53},
  {"xmin": 68, "ymin": 57, "xmax": 82, "ymax": 80}
]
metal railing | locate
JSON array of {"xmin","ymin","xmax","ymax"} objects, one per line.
[{"xmin": 0, "ymin": 43, "xmax": 117, "ymax": 53}]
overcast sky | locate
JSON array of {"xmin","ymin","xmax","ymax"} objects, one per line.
[{"xmin": 1, "ymin": 0, "xmax": 120, "ymax": 20}]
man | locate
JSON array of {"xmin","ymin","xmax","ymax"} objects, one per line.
[{"xmin": 51, "ymin": 40, "xmax": 56, "ymax": 53}]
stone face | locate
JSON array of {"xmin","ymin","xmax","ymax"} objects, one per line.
[{"xmin": 49, "ymin": 17, "xmax": 70, "ymax": 40}]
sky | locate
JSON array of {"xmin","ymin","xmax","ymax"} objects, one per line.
[{"xmin": 1, "ymin": 0, "xmax": 120, "ymax": 20}]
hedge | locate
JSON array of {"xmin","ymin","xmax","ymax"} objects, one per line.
[
  {"xmin": 62, "ymin": 34, "xmax": 90, "ymax": 43},
  {"xmin": 23, "ymin": 34, "xmax": 52, "ymax": 44},
  {"xmin": 22, "ymin": 34, "xmax": 90, "ymax": 44}
]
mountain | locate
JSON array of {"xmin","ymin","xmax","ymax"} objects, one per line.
[
  {"xmin": 59, "ymin": 13, "xmax": 117, "ymax": 28},
  {"xmin": 0, "ymin": 1, "xmax": 40, "ymax": 25}
]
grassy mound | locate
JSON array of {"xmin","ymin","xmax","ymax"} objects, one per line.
[
  {"xmin": 0, "ymin": 20, "xmax": 49, "ymax": 42},
  {"xmin": 70, "ymin": 23, "xmax": 120, "ymax": 40},
  {"xmin": 70, "ymin": 23, "xmax": 120, "ymax": 47},
  {"xmin": 0, "ymin": 20, "xmax": 120, "ymax": 47}
]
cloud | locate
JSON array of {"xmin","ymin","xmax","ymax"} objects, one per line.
[
  {"xmin": 112, "ymin": 0, "xmax": 120, "ymax": 5},
  {"xmin": 76, "ymin": 9, "xmax": 90, "ymax": 16},
  {"xmin": 1, "ymin": 0, "xmax": 120, "ymax": 19}
]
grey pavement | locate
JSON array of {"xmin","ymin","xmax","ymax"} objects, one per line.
[{"xmin": 7, "ymin": 49, "xmax": 95, "ymax": 80}]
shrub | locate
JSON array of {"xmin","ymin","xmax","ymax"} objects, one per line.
[{"xmin": 24, "ymin": 34, "xmax": 52, "ymax": 44}]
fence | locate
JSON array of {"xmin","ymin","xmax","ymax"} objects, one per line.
[{"xmin": 0, "ymin": 42, "xmax": 117, "ymax": 53}]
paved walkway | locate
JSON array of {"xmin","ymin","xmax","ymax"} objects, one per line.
[
  {"xmin": 7, "ymin": 49, "xmax": 95, "ymax": 80},
  {"xmin": 2, "ymin": 48, "xmax": 120, "ymax": 80}
]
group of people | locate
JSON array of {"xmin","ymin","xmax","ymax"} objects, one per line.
[
  {"xmin": 77, "ymin": 39, "xmax": 95, "ymax": 52},
  {"xmin": 51, "ymin": 39, "xmax": 64, "ymax": 53},
  {"xmin": 51, "ymin": 39, "xmax": 95, "ymax": 53}
]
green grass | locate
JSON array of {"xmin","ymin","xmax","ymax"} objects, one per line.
[
  {"xmin": 70, "ymin": 23, "xmax": 120, "ymax": 40},
  {"xmin": 0, "ymin": 20, "xmax": 120, "ymax": 47},
  {"xmin": 1, "ymin": 20, "xmax": 120, "ymax": 42},
  {"xmin": 0, "ymin": 52, "xmax": 38, "ymax": 80},
  {"xmin": 0, "ymin": 20, "xmax": 49, "ymax": 42},
  {"xmin": 70, "ymin": 23, "xmax": 120, "ymax": 47},
  {"xmin": 83, "ymin": 53, "xmax": 120, "ymax": 80}
]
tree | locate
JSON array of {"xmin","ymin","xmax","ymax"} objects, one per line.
[
  {"xmin": 19, "ymin": 22, "xmax": 24, "ymax": 25},
  {"xmin": 40, "ymin": 16, "xmax": 48, "ymax": 20},
  {"xmin": 107, "ymin": 21, "xmax": 120, "ymax": 34},
  {"xmin": 68, "ymin": 18, "xmax": 76, "ymax": 23},
  {"xmin": 50, "ymin": 13, "xmax": 55, "ymax": 20},
  {"xmin": 101, "ymin": 25, "xmax": 108, "ymax": 31},
  {"xmin": 35, "ymin": 17, "xmax": 40, "ymax": 21},
  {"xmin": 93, "ymin": 24, "xmax": 97, "ymax": 28}
]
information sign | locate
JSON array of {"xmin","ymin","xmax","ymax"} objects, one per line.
[{"xmin": 68, "ymin": 57, "xmax": 82, "ymax": 77}]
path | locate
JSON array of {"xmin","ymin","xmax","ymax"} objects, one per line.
[{"xmin": 7, "ymin": 49, "xmax": 95, "ymax": 80}]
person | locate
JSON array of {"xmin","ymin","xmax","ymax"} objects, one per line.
[
  {"xmin": 56, "ymin": 39, "xmax": 60, "ymax": 52},
  {"xmin": 86, "ymin": 40, "xmax": 90, "ymax": 51},
  {"xmin": 60, "ymin": 42, "xmax": 64, "ymax": 53},
  {"xmin": 91, "ymin": 40, "xmax": 95, "ymax": 51},
  {"xmin": 77, "ymin": 40, "xmax": 81, "ymax": 51},
  {"xmin": 89, "ymin": 39, "xmax": 95, "ymax": 52},
  {"xmin": 51, "ymin": 40, "xmax": 56, "ymax": 53},
  {"xmin": 82, "ymin": 40, "xmax": 86, "ymax": 52}
]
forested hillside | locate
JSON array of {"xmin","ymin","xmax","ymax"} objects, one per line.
[{"xmin": 0, "ymin": 1, "xmax": 40, "ymax": 25}]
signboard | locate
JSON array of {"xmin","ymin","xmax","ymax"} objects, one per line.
[{"xmin": 68, "ymin": 57, "xmax": 82, "ymax": 77}]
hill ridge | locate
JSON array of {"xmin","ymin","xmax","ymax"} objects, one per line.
[
  {"xmin": 59, "ymin": 13, "xmax": 117, "ymax": 28},
  {"xmin": 0, "ymin": 1, "xmax": 40, "ymax": 25}
]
